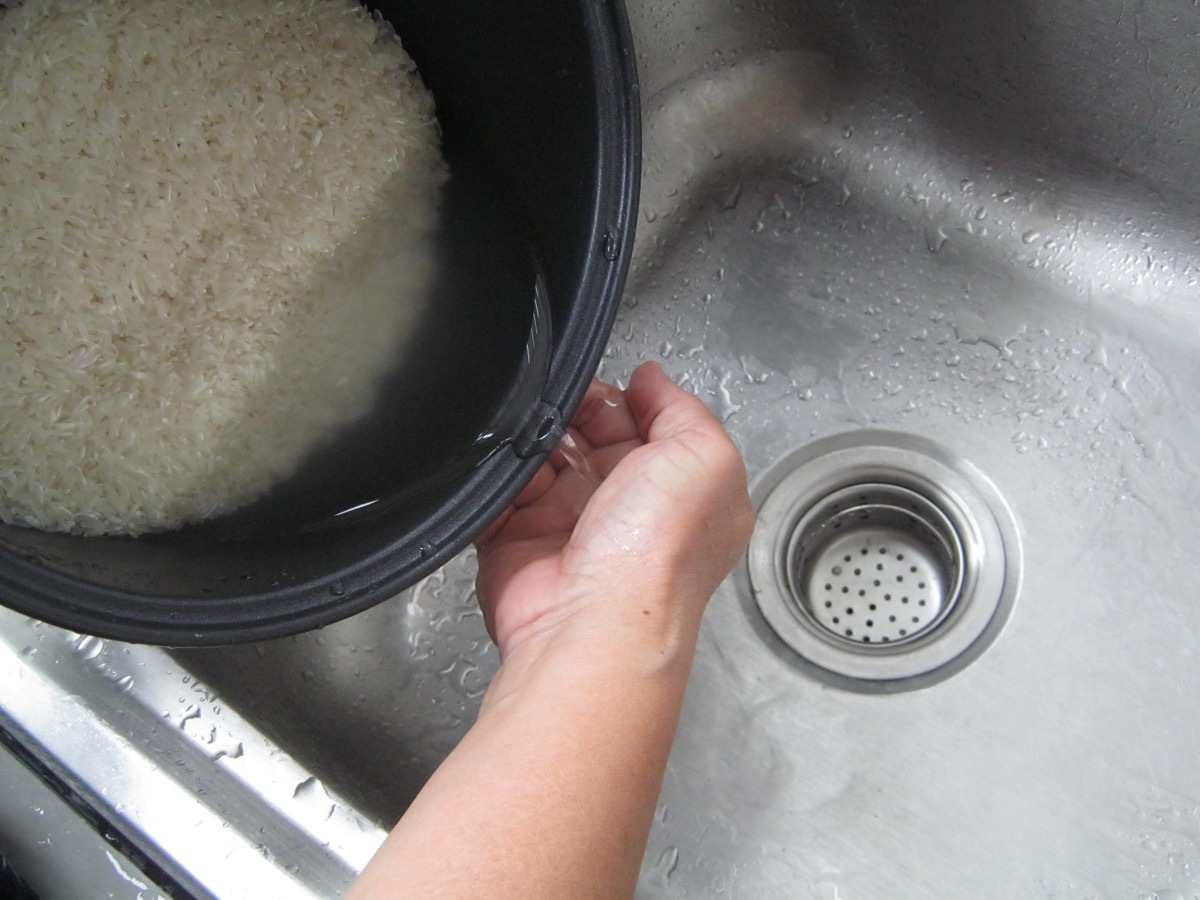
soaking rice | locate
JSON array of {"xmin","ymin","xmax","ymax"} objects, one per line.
[{"xmin": 0, "ymin": 0, "xmax": 447, "ymax": 535}]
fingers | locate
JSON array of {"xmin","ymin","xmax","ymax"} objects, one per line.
[
  {"xmin": 478, "ymin": 362, "xmax": 742, "ymax": 553},
  {"xmin": 473, "ymin": 460, "xmax": 557, "ymax": 549},
  {"xmin": 569, "ymin": 378, "xmax": 640, "ymax": 449},
  {"xmin": 626, "ymin": 361, "xmax": 753, "ymax": 536},
  {"xmin": 625, "ymin": 361, "xmax": 724, "ymax": 445}
]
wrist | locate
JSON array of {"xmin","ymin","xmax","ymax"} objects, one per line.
[{"xmin": 482, "ymin": 584, "xmax": 707, "ymax": 714}]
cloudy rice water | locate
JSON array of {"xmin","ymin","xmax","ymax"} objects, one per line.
[{"xmin": 0, "ymin": 0, "xmax": 447, "ymax": 535}]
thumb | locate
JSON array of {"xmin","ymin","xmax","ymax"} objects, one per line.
[{"xmin": 625, "ymin": 362, "xmax": 721, "ymax": 445}]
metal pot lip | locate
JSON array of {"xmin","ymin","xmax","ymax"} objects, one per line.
[{"xmin": 0, "ymin": 0, "xmax": 642, "ymax": 647}]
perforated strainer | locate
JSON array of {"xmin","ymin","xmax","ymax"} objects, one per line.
[
  {"xmin": 786, "ymin": 485, "xmax": 964, "ymax": 646},
  {"xmin": 746, "ymin": 431, "xmax": 1022, "ymax": 692}
]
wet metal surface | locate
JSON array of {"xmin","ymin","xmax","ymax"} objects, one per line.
[{"xmin": 3, "ymin": 0, "xmax": 1200, "ymax": 895}]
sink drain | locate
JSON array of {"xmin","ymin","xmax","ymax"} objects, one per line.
[
  {"xmin": 748, "ymin": 432, "xmax": 1021, "ymax": 692},
  {"xmin": 791, "ymin": 484, "xmax": 963, "ymax": 646}
]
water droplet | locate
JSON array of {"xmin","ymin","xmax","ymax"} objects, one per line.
[
  {"xmin": 73, "ymin": 634, "xmax": 104, "ymax": 661},
  {"xmin": 173, "ymin": 704, "xmax": 202, "ymax": 730},
  {"xmin": 211, "ymin": 737, "xmax": 244, "ymax": 761},
  {"xmin": 602, "ymin": 230, "xmax": 622, "ymax": 261},
  {"xmin": 717, "ymin": 181, "xmax": 742, "ymax": 212},
  {"xmin": 925, "ymin": 225, "xmax": 949, "ymax": 253},
  {"xmin": 294, "ymin": 776, "xmax": 326, "ymax": 799},
  {"xmin": 1022, "ymin": 229, "xmax": 1042, "ymax": 244},
  {"xmin": 652, "ymin": 846, "xmax": 680, "ymax": 882},
  {"xmin": 329, "ymin": 581, "xmax": 345, "ymax": 597},
  {"xmin": 715, "ymin": 372, "xmax": 742, "ymax": 421},
  {"xmin": 116, "ymin": 675, "xmax": 135, "ymax": 693},
  {"xmin": 788, "ymin": 168, "xmax": 820, "ymax": 188}
]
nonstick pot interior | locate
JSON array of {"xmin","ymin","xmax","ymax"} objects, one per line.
[{"xmin": 0, "ymin": 0, "xmax": 640, "ymax": 644}]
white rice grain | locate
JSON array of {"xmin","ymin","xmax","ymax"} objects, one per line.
[{"xmin": 0, "ymin": 0, "xmax": 447, "ymax": 535}]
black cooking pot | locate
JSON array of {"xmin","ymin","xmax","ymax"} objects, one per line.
[{"xmin": 0, "ymin": 0, "xmax": 639, "ymax": 644}]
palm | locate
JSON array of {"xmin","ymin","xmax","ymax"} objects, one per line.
[
  {"xmin": 474, "ymin": 363, "xmax": 754, "ymax": 659},
  {"xmin": 474, "ymin": 395, "xmax": 646, "ymax": 654}
]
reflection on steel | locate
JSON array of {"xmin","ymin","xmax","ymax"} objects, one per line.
[{"xmin": 0, "ymin": 612, "xmax": 384, "ymax": 898}]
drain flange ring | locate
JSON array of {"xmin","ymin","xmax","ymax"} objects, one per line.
[{"xmin": 748, "ymin": 432, "xmax": 1021, "ymax": 692}]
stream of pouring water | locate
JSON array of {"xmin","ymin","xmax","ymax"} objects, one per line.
[{"xmin": 554, "ymin": 430, "xmax": 601, "ymax": 488}]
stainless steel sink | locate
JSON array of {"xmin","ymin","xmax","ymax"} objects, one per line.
[{"xmin": 3, "ymin": 0, "xmax": 1200, "ymax": 896}]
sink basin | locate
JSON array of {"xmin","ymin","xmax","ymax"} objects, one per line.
[{"xmin": 3, "ymin": 0, "xmax": 1199, "ymax": 896}]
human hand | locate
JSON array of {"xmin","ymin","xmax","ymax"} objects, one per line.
[
  {"xmin": 474, "ymin": 361, "xmax": 754, "ymax": 662},
  {"xmin": 349, "ymin": 366, "xmax": 754, "ymax": 899}
]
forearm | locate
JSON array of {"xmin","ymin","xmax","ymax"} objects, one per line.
[
  {"xmin": 347, "ymin": 363, "xmax": 754, "ymax": 898},
  {"xmin": 346, "ymin": 598, "xmax": 702, "ymax": 899}
]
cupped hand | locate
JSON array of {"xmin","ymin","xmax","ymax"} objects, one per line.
[{"xmin": 474, "ymin": 362, "xmax": 754, "ymax": 660}]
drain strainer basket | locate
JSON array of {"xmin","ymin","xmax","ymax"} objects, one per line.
[
  {"xmin": 748, "ymin": 432, "xmax": 1021, "ymax": 692},
  {"xmin": 789, "ymin": 484, "xmax": 964, "ymax": 647}
]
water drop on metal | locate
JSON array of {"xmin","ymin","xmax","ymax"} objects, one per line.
[{"xmin": 73, "ymin": 634, "xmax": 104, "ymax": 661}]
